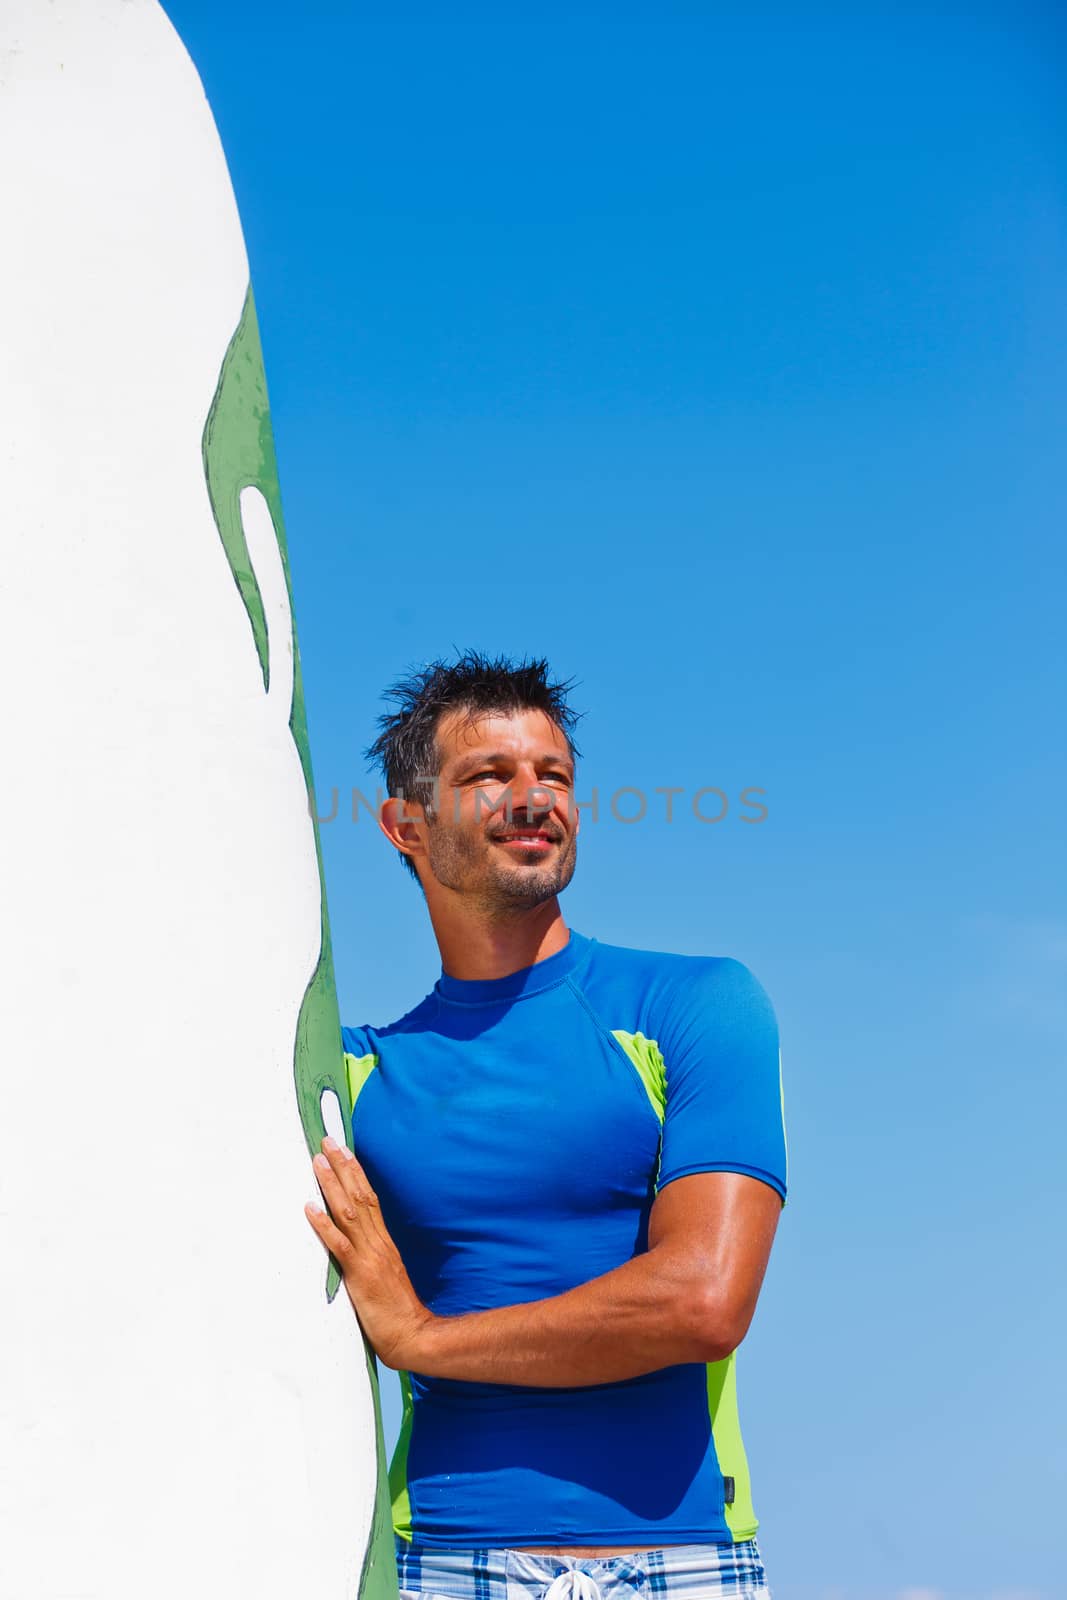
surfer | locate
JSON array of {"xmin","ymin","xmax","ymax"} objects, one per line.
[{"xmin": 306, "ymin": 649, "xmax": 786, "ymax": 1600}]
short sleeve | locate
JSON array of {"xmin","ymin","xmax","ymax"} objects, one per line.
[
  {"xmin": 340, "ymin": 1024, "xmax": 371, "ymax": 1059},
  {"xmin": 340, "ymin": 1024, "xmax": 379, "ymax": 1130},
  {"xmin": 655, "ymin": 957, "xmax": 787, "ymax": 1201}
]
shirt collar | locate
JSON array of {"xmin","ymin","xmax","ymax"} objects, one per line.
[{"xmin": 435, "ymin": 928, "xmax": 592, "ymax": 1006}]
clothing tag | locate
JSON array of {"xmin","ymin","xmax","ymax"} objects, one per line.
[{"xmin": 723, "ymin": 1475, "xmax": 735, "ymax": 1505}]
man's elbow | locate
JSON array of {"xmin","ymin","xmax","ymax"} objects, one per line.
[{"xmin": 686, "ymin": 1288, "xmax": 753, "ymax": 1365}]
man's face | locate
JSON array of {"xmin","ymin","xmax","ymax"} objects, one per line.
[{"xmin": 416, "ymin": 707, "xmax": 579, "ymax": 910}]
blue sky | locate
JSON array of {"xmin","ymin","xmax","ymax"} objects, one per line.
[{"xmin": 169, "ymin": 6, "xmax": 1066, "ymax": 1596}]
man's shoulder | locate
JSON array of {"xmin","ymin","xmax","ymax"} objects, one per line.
[
  {"xmin": 340, "ymin": 991, "xmax": 439, "ymax": 1058},
  {"xmin": 579, "ymin": 934, "xmax": 775, "ymax": 1042},
  {"xmin": 583, "ymin": 932, "xmax": 765, "ymax": 998}
]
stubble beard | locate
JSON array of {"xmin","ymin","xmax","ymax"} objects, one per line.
[{"xmin": 425, "ymin": 820, "xmax": 578, "ymax": 913}]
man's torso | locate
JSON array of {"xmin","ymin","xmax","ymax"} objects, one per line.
[{"xmin": 342, "ymin": 929, "xmax": 786, "ymax": 1552}]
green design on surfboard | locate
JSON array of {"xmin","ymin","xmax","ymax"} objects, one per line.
[{"xmin": 202, "ymin": 286, "xmax": 398, "ymax": 1600}]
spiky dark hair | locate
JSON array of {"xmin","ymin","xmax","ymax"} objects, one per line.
[{"xmin": 365, "ymin": 649, "xmax": 582, "ymax": 880}]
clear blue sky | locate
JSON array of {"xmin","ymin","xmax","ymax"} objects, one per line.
[{"xmin": 168, "ymin": 6, "xmax": 1066, "ymax": 1596}]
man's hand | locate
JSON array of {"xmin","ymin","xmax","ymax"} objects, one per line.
[{"xmin": 305, "ymin": 1136, "xmax": 434, "ymax": 1369}]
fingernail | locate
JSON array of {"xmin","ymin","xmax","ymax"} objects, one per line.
[
  {"xmin": 323, "ymin": 1136, "xmax": 339, "ymax": 1152},
  {"xmin": 313, "ymin": 1154, "xmax": 329, "ymax": 1171}
]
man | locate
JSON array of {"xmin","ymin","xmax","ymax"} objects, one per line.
[{"xmin": 305, "ymin": 651, "xmax": 787, "ymax": 1600}]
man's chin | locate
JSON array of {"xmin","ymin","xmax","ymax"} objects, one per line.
[{"xmin": 488, "ymin": 852, "xmax": 576, "ymax": 906}]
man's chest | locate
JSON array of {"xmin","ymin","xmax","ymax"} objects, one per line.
[{"xmin": 349, "ymin": 990, "xmax": 662, "ymax": 1304}]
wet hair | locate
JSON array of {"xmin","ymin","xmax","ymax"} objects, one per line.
[{"xmin": 365, "ymin": 649, "xmax": 582, "ymax": 880}]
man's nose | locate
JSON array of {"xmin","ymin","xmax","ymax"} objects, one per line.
[{"xmin": 506, "ymin": 770, "xmax": 556, "ymax": 820}]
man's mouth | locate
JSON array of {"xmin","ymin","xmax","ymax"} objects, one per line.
[{"xmin": 493, "ymin": 829, "xmax": 559, "ymax": 851}]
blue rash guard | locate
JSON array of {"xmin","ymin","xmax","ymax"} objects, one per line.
[{"xmin": 342, "ymin": 929, "xmax": 787, "ymax": 1550}]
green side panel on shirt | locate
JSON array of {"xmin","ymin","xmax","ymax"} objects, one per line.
[
  {"xmin": 613, "ymin": 1029, "xmax": 760, "ymax": 1540},
  {"xmin": 345, "ymin": 1051, "xmax": 379, "ymax": 1111},
  {"xmin": 390, "ymin": 1370, "xmax": 415, "ymax": 1542},
  {"xmin": 707, "ymin": 1352, "xmax": 758, "ymax": 1540},
  {"xmin": 610, "ymin": 1030, "xmax": 667, "ymax": 1125}
]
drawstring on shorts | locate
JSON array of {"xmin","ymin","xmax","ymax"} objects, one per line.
[{"xmin": 542, "ymin": 1570, "xmax": 604, "ymax": 1600}]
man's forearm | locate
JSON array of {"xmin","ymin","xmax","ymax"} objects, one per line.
[{"xmin": 403, "ymin": 1246, "xmax": 724, "ymax": 1387}]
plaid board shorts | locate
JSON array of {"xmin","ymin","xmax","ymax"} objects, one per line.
[{"xmin": 395, "ymin": 1538, "xmax": 771, "ymax": 1600}]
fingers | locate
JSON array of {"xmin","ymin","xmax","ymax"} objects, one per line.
[
  {"xmin": 320, "ymin": 1136, "xmax": 374, "ymax": 1198},
  {"xmin": 316, "ymin": 1137, "xmax": 378, "ymax": 1222},
  {"xmin": 304, "ymin": 1199, "xmax": 352, "ymax": 1265},
  {"xmin": 306, "ymin": 1136, "xmax": 382, "ymax": 1259}
]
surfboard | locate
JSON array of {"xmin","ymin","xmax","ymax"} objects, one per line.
[{"xmin": 0, "ymin": 4, "xmax": 396, "ymax": 1595}]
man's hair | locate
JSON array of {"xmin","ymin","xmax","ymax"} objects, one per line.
[{"xmin": 365, "ymin": 649, "xmax": 582, "ymax": 880}]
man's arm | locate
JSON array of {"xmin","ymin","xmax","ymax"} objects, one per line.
[
  {"xmin": 407, "ymin": 1166, "xmax": 781, "ymax": 1385},
  {"xmin": 306, "ymin": 1139, "xmax": 781, "ymax": 1386}
]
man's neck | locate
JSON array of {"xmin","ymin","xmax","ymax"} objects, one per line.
[{"xmin": 430, "ymin": 901, "xmax": 571, "ymax": 983}]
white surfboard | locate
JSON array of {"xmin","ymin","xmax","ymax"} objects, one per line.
[{"xmin": 0, "ymin": 4, "xmax": 395, "ymax": 1596}]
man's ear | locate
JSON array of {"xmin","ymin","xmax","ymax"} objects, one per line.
[{"xmin": 378, "ymin": 794, "xmax": 426, "ymax": 867}]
